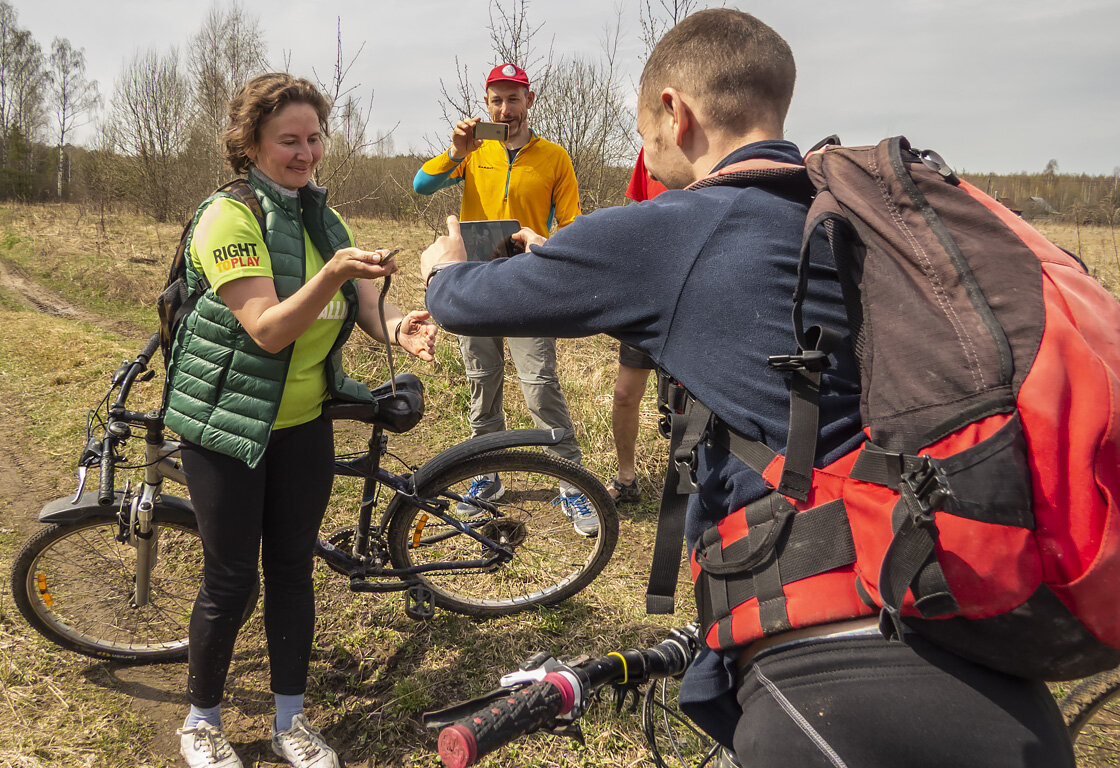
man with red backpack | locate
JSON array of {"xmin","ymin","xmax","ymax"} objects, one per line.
[{"xmin": 420, "ymin": 9, "xmax": 1074, "ymax": 766}]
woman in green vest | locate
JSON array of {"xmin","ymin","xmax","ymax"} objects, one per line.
[{"xmin": 167, "ymin": 73, "xmax": 436, "ymax": 768}]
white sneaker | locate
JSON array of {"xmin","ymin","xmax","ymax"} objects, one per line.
[
  {"xmin": 558, "ymin": 492, "xmax": 600, "ymax": 537},
  {"xmin": 271, "ymin": 713, "xmax": 340, "ymax": 768},
  {"xmin": 455, "ymin": 473, "xmax": 506, "ymax": 514},
  {"xmin": 178, "ymin": 722, "xmax": 243, "ymax": 768}
]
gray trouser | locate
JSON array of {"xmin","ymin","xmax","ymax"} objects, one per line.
[{"xmin": 457, "ymin": 334, "xmax": 582, "ymax": 463}]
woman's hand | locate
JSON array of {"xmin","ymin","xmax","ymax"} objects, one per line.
[
  {"xmin": 395, "ymin": 310, "xmax": 437, "ymax": 362},
  {"xmin": 330, "ymin": 247, "xmax": 399, "ymax": 281}
]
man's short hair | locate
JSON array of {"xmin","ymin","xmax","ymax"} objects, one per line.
[{"xmin": 639, "ymin": 9, "xmax": 795, "ymax": 135}]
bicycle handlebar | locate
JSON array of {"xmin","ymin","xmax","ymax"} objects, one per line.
[
  {"xmin": 94, "ymin": 333, "xmax": 162, "ymax": 504},
  {"xmin": 113, "ymin": 332, "xmax": 160, "ymax": 410},
  {"xmin": 98, "ymin": 436, "xmax": 115, "ymax": 505},
  {"xmin": 431, "ymin": 624, "xmax": 700, "ymax": 767},
  {"xmin": 137, "ymin": 332, "xmax": 160, "ymax": 368},
  {"xmin": 439, "ymin": 672, "xmax": 576, "ymax": 768}
]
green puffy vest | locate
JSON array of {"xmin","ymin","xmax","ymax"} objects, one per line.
[{"xmin": 164, "ymin": 169, "xmax": 372, "ymax": 468}]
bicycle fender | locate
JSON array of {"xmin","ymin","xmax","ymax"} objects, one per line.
[
  {"xmin": 410, "ymin": 428, "xmax": 565, "ymax": 490},
  {"xmin": 38, "ymin": 491, "xmax": 195, "ymax": 525}
]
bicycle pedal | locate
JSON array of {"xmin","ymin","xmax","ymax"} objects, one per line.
[{"xmin": 404, "ymin": 584, "xmax": 436, "ymax": 620}]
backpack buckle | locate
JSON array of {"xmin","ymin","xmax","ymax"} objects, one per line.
[
  {"xmin": 673, "ymin": 441, "xmax": 701, "ymax": 494},
  {"xmin": 899, "ymin": 457, "xmax": 949, "ymax": 523},
  {"xmin": 767, "ymin": 350, "xmax": 831, "ymax": 372}
]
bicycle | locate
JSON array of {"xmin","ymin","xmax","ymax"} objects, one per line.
[
  {"xmin": 10, "ymin": 333, "xmax": 618, "ymax": 663},
  {"xmin": 423, "ymin": 622, "xmax": 730, "ymax": 768},
  {"xmin": 1060, "ymin": 667, "xmax": 1120, "ymax": 767},
  {"xmin": 427, "ymin": 624, "xmax": 1120, "ymax": 768}
]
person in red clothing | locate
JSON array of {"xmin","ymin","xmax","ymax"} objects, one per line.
[{"xmin": 606, "ymin": 148, "xmax": 667, "ymax": 504}]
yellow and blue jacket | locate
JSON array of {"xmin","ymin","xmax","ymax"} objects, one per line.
[{"xmin": 414, "ymin": 132, "xmax": 581, "ymax": 234}]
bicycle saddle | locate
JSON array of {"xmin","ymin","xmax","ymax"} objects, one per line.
[{"xmin": 322, "ymin": 373, "xmax": 425, "ymax": 433}]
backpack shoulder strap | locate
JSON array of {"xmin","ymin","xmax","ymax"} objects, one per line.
[{"xmin": 215, "ymin": 177, "xmax": 266, "ymax": 232}]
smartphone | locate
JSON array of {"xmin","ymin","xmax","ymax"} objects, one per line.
[
  {"xmin": 459, "ymin": 220, "xmax": 521, "ymax": 262},
  {"xmin": 473, "ymin": 121, "xmax": 509, "ymax": 142}
]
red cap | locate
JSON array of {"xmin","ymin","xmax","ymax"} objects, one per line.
[{"xmin": 485, "ymin": 62, "xmax": 530, "ymax": 89}]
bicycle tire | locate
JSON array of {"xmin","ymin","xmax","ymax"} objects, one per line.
[
  {"xmin": 642, "ymin": 676, "xmax": 726, "ymax": 768},
  {"xmin": 1060, "ymin": 667, "xmax": 1120, "ymax": 766},
  {"xmin": 11, "ymin": 510, "xmax": 257, "ymax": 663},
  {"xmin": 386, "ymin": 449, "xmax": 618, "ymax": 617}
]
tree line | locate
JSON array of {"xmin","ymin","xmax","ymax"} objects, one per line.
[
  {"xmin": 0, "ymin": 0, "xmax": 665, "ymax": 228},
  {"xmin": 2, "ymin": 0, "xmax": 1115, "ymax": 229},
  {"xmin": 962, "ymin": 166, "xmax": 1120, "ymax": 225}
]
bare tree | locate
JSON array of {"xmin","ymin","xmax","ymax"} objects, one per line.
[
  {"xmin": 110, "ymin": 48, "xmax": 193, "ymax": 221},
  {"xmin": 312, "ymin": 20, "xmax": 396, "ymax": 209},
  {"xmin": 436, "ymin": 0, "xmax": 555, "ymax": 131},
  {"xmin": 638, "ymin": 0, "xmax": 701, "ymax": 55},
  {"xmin": 48, "ymin": 37, "xmax": 100, "ymax": 200},
  {"xmin": 0, "ymin": 2, "xmax": 48, "ymax": 178},
  {"xmin": 533, "ymin": 15, "xmax": 634, "ymax": 210},
  {"xmin": 187, "ymin": 2, "xmax": 268, "ymax": 186}
]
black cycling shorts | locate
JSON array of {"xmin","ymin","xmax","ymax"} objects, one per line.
[{"xmin": 619, "ymin": 342, "xmax": 655, "ymax": 370}]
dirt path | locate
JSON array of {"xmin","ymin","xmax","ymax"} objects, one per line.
[{"xmin": 0, "ymin": 258, "xmax": 191, "ymax": 766}]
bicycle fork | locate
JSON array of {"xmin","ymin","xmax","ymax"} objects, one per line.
[{"xmin": 129, "ymin": 431, "xmax": 185, "ymax": 608}]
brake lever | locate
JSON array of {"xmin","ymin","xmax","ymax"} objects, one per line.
[
  {"xmin": 71, "ymin": 467, "xmax": 89, "ymax": 504},
  {"xmin": 72, "ymin": 436, "xmax": 103, "ymax": 503}
]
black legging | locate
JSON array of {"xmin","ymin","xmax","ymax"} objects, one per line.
[
  {"xmin": 733, "ymin": 633, "xmax": 1074, "ymax": 768},
  {"xmin": 180, "ymin": 416, "xmax": 334, "ymax": 708}
]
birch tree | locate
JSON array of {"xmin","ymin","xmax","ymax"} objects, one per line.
[
  {"xmin": 187, "ymin": 2, "xmax": 268, "ymax": 185},
  {"xmin": 48, "ymin": 37, "xmax": 100, "ymax": 199}
]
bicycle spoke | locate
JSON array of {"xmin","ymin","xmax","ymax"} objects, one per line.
[
  {"xmin": 20, "ymin": 520, "xmax": 204, "ymax": 655},
  {"xmin": 387, "ymin": 450, "xmax": 617, "ymax": 616}
]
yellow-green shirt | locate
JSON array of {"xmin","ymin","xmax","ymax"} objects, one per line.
[{"xmin": 189, "ymin": 197, "xmax": 353, "ymax": 428}]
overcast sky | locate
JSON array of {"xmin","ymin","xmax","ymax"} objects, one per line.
[{"xmin": 15, "ymin": 0, "xmax": 1120, "ymax": 175}]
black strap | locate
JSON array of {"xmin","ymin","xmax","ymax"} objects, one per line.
[
  {"xmin": 645, "ymin": 371, "xmax": 709, "ymax": 614},
  {"xmin": 877, "ymin": 459, "xmax": 959, "ymax": 639},
  {"xmin": 767, "ymin": 325, "xmax": 842, "ymax": 501},
  {"xmin": 709, "ymin": 421, "xmax": 777, "ymax": 476}
]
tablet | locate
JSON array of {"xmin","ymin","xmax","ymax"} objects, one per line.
[{"xmin": 460, "ymin": 219, "xmax": 521, "ymax": 262}]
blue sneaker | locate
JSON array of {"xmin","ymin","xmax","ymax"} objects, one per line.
[
  {"xmin": 558, "ymin": 492, "xmax": 599, "ymax": 537},
  {"xmin": 456, "ymin": 473, "xmax": 505, "ymax": 514}
]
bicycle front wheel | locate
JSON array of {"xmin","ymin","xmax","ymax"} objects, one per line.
[
  {"xmin": 386, "ymin": 449, "xmax": 618, "ymax": 617},
  {"xmin": 1060, "ymin": 667, "xmax": 1120, "ymax": 766},
  {"xmin": 12, "ymin": 512, "xmax": 207, "ymax": 663}
]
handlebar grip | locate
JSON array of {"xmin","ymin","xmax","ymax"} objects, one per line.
[
  {"xmin": 98, "ymin": 437, "xmax": 115, "ymax": 506},
  {"xmin": 137, "ymin": 332, "xmax": 160, "ymax": 367},
  {"xmin": 438, "ymin": 673, "xmax": 575, "ymax": 768}
]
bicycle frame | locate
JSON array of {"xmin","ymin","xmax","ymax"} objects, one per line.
[{"xmin": 316, "ymin": 421, "xmax": 568, "ymax": 592}]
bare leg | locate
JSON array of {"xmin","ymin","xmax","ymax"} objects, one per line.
[{"xmin": 611, "ymin": 363, "xmax": 652, "ymax": 496}]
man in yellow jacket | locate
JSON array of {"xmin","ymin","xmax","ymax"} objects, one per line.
[{"xmin": 414, "ymin": 63, "xmax": 595, "ymax": 536}]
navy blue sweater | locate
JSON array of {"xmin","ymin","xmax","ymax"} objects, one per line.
[{"xmin": 426, "ymin": 140, "xmax": 863, "ymax": 545}]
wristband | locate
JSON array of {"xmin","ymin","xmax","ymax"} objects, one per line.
[
  {"xmin": 393, "ymin": 318, "xmax": 404, "ymax": 346},
  {"xmin": 425, "ymin": 262, "xmax": 456, "ymax": 287}
]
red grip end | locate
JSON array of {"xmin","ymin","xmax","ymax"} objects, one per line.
[
  {"xmin": 542, "ymin": 672, "xmax": 575, "ymax": 714},
  {"xmin": 438, "ymin": 723, "xmax": 478, "ymax": 768}
]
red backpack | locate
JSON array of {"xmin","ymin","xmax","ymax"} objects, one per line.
[{"xmin": 650, "ymin": 136, "xmax": 1120, "ymax": 681}]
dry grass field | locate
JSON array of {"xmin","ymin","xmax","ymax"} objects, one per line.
[{"xmin": 0, "ymin": 202, "xmax": 1115, "ymax": 767}]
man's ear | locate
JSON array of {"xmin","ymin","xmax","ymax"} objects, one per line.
[
  {"xmin": 660, "ymin": 87, "xmax": 693, "ymax": 148},
  {"xmin": 526, "ymin": 89, "xmax": 536, "ymax": 110}
]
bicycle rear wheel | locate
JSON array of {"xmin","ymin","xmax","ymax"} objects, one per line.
[
  {"xmin": 1060, "ymin": 667, "xmax": 1120, "ymax": 766},
  {"xmin": 10, "ymin": 510, "xmax": 252, "ymax": 663},
  {"xmin": 386, "ymin": 449, "xmax": 617, "ymax": 617},
  {"xmin": 643, "ymin": 676, "xmax": 737, "ymax": 768}
]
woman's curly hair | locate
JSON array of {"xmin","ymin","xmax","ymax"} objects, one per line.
[{"xmin": 223, "ymin": 73, "xmax": 331, "ymax": 175}]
